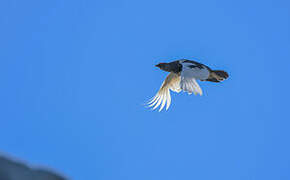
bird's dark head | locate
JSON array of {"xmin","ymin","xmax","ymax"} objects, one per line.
[
  {"xmin": 155, "ymin": 63, "xmax": 166, "ymax": 68},
  {"xmin": 155, "ymin": 63, "xmax": 171, "ymax": 72}
]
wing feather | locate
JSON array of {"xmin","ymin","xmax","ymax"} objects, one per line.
[
  {"xmin": 180, "ymin": 64, "xmax": 203, "ymax": 95},
  {"xmin": 148, "ymin": 73, "xmax": 181, "ymax": 111}
]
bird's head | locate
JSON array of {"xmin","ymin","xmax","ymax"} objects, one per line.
[{"xmin": 155, "ymin": 63, "xmax": 170, "ymax": 72}]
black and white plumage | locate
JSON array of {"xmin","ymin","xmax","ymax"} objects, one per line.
[{"xmin": 148, "ymin": 59, "xmax": 229, "ymax": 111}]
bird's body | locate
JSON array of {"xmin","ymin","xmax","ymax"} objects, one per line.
[{"xmin": 148, "ymin": 59, "xmax": 229, "ymax": 111}]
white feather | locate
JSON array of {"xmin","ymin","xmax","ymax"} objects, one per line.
[
  {"xmin": 147, "ymin": 73, "xmax": 181, "ymax": 111},
  {"xmin": 180, "ymin": 61, "xmax": 210, "ymax": 80},
  {"xmin": 180, "ymin": 63, "xmax": 205, "ymax": 95}
]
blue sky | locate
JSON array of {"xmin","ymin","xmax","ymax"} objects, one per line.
[{"xmin": 1, "ymin": 0, "xmax": 290, "ymax": 179}]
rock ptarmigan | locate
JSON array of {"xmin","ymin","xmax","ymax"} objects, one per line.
[{"xmin": 148, "ymin": 59, "xmax": 229, "ymax": 111}]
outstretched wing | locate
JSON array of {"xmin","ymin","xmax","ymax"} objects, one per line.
[
  {"xmin": 148, "ymin": 72, "xmax": 181, "ymax": 111},
  {"xmin": 180, "ymin": 60, "xmax": 210, "ymax": 80},
  {"xmin": 179, "ymin": 63, "xmax": 208, "ymax": 95}
]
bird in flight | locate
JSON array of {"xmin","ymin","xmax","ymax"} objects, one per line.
[{"xmin": 148, "ymin": 59, "xmax": 229, "ymax": 111}]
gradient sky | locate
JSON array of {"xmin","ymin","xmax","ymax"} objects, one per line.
[{"xmin": 1, "ymin": 0, "xmax": 290, "ymax": 179}]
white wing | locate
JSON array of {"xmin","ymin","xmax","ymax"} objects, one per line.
[
  {"xmin": 148, "ymin": 72, "xmax": 181, "ymax": 111},
  {"xmin": 180, "ymin": 64, "xmax": 207, "ymax": 95},
  {"xmin": 180, "ymin": 61, "xmax": 210, "ymax": 80}
]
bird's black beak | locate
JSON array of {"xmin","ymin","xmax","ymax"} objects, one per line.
[{"xmin": 155, "ymin": 63, "xmax": 161, "ymax": 68}]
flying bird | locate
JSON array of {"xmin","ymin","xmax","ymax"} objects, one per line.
[{"xmin": 148, "ymin": 59, "xmax": 229, "ymax": 111}]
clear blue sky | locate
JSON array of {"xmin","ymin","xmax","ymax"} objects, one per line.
[{"xmin": 1, "ymin": 0, "xmax": 290, "ymax": 179}]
